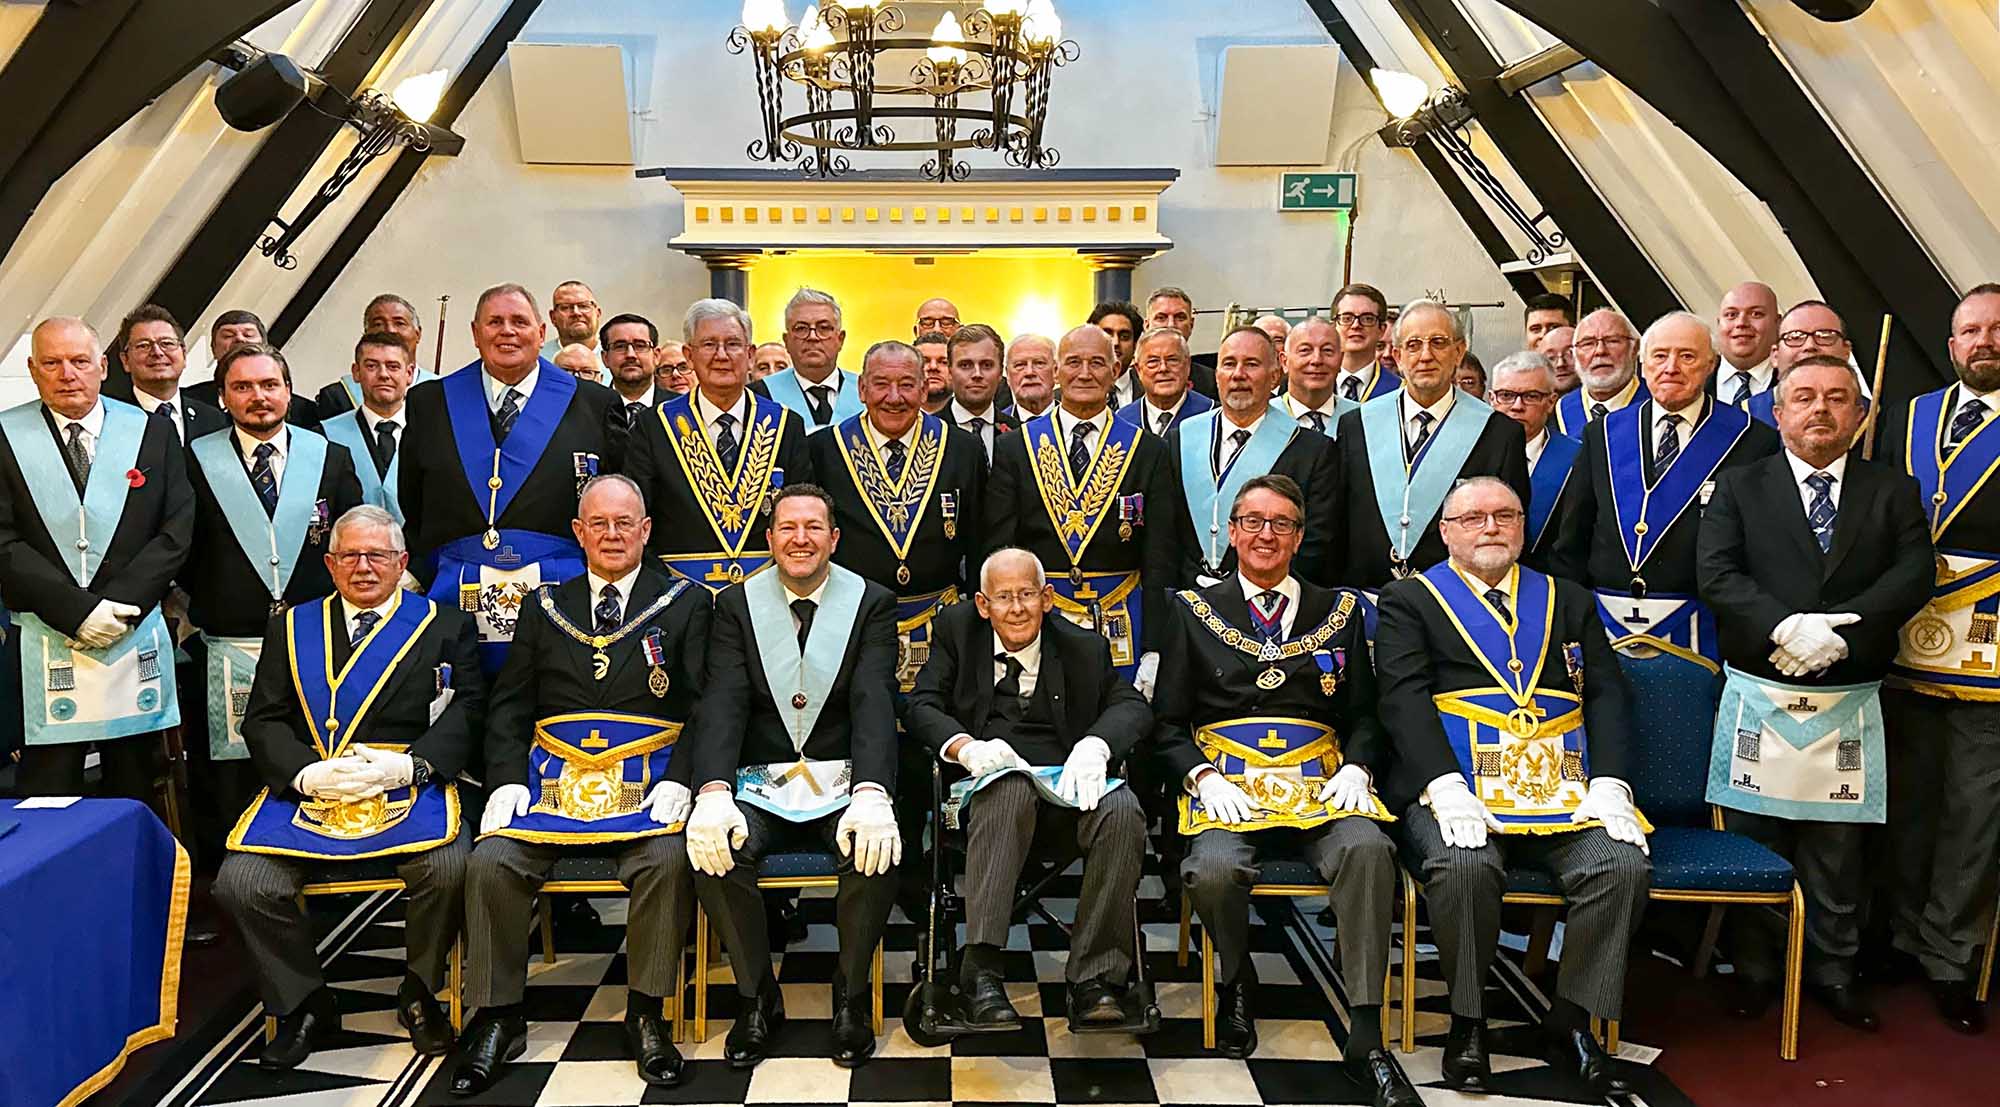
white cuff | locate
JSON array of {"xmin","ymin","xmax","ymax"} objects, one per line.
[{"xmin": 942, "ymin": 732, "xmax": 973, "ymax": 762}]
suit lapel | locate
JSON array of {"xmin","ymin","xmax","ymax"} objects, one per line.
[
  {"xmin": 1822, "ymin": 462, "xmax": 1869, "ymax": 581},
  {"xmin": 557, "ymin": 579, "xmax": 597, "ymax": 683},
  {"xmin": 1763, "ymin": 457, "xmax": 1823, "ymax": 568},
  {"xmin": 1041, "ymin": 632, "xmax": 1069, "ymax": 734},
  {"xmin": 967, "ymin": 623, "xmax": 999, "ymax": 738}
]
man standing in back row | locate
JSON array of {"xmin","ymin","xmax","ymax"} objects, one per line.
[{"xmin": 758, "ymin": 287, "xmax": 864, "ymax": 432}]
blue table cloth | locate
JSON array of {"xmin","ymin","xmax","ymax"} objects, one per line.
[{"xmin": 0, "ymin": 798, "xmax": 188, "ymax": 1107}]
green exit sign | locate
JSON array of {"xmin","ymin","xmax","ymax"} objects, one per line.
[{"xmin": 1279, "ymin": 172, "xmax": 1356, "ymax": 211}]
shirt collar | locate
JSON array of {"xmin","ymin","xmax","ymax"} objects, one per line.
[
  {"xmin": 1587, "ymin": 375, "xmax": 1642, "ymax": 410},
  {"xmin": 1236, "ymin": 573, "xmax": 1300, "ymax": 610},
  {"xmin": 359, "ymin": 402, "xmax": 405, "ymax": 432},
  {"xmin": 783, "ymin": 575, "xmax": 830, "ymax": 609},
  {"xmin": 588, "ymin": 564, "xmax": 643, "ymax": 603},
  {"xmin": 862, "ymin": 411, "xmax": 919, "ymax": 451},
  {"xmin": 50, "ymin": 399, "xmax": 106, "ymax": 438},
  {"xmin": 1144, "ymin": 392, "xmax": 1188, "ymax": 421},
  {"xmin": 949, "ymin": 398, "xmax": 995, "ymax": 425},
  {"xmin": 1785, "ymin": 450, "xmax": 1848, "ymax": 487},
  {"xmin": 1284, "ymin": 390, "xmax": 1340, "ymax": 418},
  {"xmin": 615, "ymin": 386, "xmax": 657, "ymax": 409},
  {"xmin": 796, "ymin": 366, "xmax": 843, "ymax": 392},
  {"xmin": 1218, "ymin": 407, "xmax": 1265, "ymax": 440},
  {"xmin": 343, "ymin": 589, "xmax": 401, "ymax": 630},
  {"xmin": 1055, "ymin": 404, "xmax": 1112, "ymax": 441},
  {"xmin": 482, "ymin": 362, "xmax": 539, "ymax": 410},
  {"xmin": 235, "ymin": 424, "xmax": 287, "ymax": 461},
  {"xmin": 1655, "ymin": 393, "xmax": 1706, "ymax": 424},
  {"xmin": 1525, "ymin": 428, "xmax": 1549, "ymax": 466},
  {"xmin": 1450, "ymin": 561, "xmax": 1516, "ymax": 602},
  {"xmin": 1401, "ymin": 386, "xmax": 1456, "ymax": 424},
  {"xmin": 132, "ymin": 388, "xmax": 178, "ymax": 415},
  {"xmin": 694, "ymin": 387, "xmax": 750, "ymax": 430},
  {"xmin": 1956, "ymin": 383, "xmax": 2000, "ymax": 411},
  {"xmin": 992, "ymin": 629, "xmax": 1043, "ymax": 673}
]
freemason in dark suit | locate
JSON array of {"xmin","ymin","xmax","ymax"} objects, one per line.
[
  {"xmin": 1163, "ymin": 405, "xmax": 1338, "ymax": 586},
  {"xmin": 809, "ymin": 412, "xmax": 986, "ymax": 605}
]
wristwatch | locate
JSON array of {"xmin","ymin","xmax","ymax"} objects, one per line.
[{"xmin": 410, "ymin": 756, "xmax": 434, "ymax": 789}]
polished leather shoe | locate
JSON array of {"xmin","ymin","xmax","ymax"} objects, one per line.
[
  {"xmin": 1724, "ymin": 973, "xmax": 1776, "ymax": 1019},
  {"xmin": 396, "ymin": 976, "xmax": 452, "ymax": 1057},
  {"xmin": 260, "ymin": 990, "xmax": 339, "ymax": 1070},
  {"xmin": 186, "ymin": 916, "xmax": 221, "ymax": 947},
  {"xmin": 831, "ymin": 991, "xmax": 875, "ymax": 1067},
  {"xmin": 626, "ymin": 1011, "xmax": 685, "ymax": 1086},
  {"xmin": 1811, "ymin": 982, "xmax": 1880, "ymax": 1031},
  {"xmin": 1930, "ymin": 979, "xmax": 1987, "ymax": 1035},
  {"xmin": 725, "ymin": 983, "xmax": 786, "ymax": 1069},
  {"xmin": 449, "ymin": 1015, "xmax": 526, "ymax": 1097},
  {"xmin": 1067, "ymin": 978, "xmax": 1127, "ymax": 1027},
  {"xmin": 1438, "ymin": 1022, "xmax": 1490, "ymax": 1091},
  {"xmin": 1356, "ymin": 1049, "xmax": 1422, "ymax": 1107},
  {"xmin": 960, "ymin": 971, "xmax": 1021, "ymax": 1029},
  {"xmin": 1215, "ymin": 983, "xmax": 1257, "ymax": 1059},
  {"xmin": 1546, "ymin": 1026, "xmax": 1625, "ymax": 1094}
]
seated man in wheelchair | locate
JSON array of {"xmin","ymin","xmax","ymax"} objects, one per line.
[
  {"xmin": 905, "ymin": 547, "xmax": 1155, "ymax": 1034},
  {"xmin": 451, "ymin": 476, "xmax": 710, "ymax": 1096},
  {"xmin": 214, "ymin": 506, "xmax": 485, "ymax": 1071},
  {"xmin": 1153, "ymin": 475, "xmax": 1417, "ymax": 1107}
]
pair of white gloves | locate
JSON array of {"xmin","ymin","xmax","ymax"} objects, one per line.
[
  {"xmin": 951, "ymin": 735, "xmax": 1116, "ymax": 810},
  {"xmin": 73, "ymin": 600, "xmax": 142, "ymax": 649},
  {"xmin": 1421, "ymin": 773, "xmax": 1649, "ymax": 854},
  {"xmin": 292, "ymin": 745, "xmax": 416, "ymax": 802},
  {"xmin": 681, "ymin": 786, "xmax": 902, "ymax": 878},
  {"xmin": 1190, "ymin": 762, "xmax": 1378, "ymax": 824},
  {"xmin": 480, "ymin": 778, "xmax": 691, "ymax": 835},
  {"xmin": 1768, "ymin": 612, "xmax": 1860, "ymax": 678}
]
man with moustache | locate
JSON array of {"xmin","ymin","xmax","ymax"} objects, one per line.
[
  {"xmin": 758, "ymin": 287, "xmax": 862, "ymax": 432},
  {"xmin": 626, "ymin": 298, "xmax": 812, "ymax": 594},
  {"xmin": 1748, "ymin": 301, "xmax": 1858, "ymax": 428},
  {"xmin": 1330, "ymin": 284, "xmax": 1401, "ymax": 404},
  {"xmin": 1881, "ymin": 283, "xmax": 2000, "ymax": 1034},
  {"xmin": 1005, "ymin": 332, "xmax": 1057, "ymax": 419},
  {"xmin": 317, "ymin": 294, "xmax": 437, "ymax": 416},
  {"xmin": 1553, "ymin": 310, "xmax": 1646, "ymax": 438},
  {"xmin": 1089, "ymin": 300, "xmax": 1145, "ymax": 410},
  {"xmin": 1486, "ymin": 351, "xmax": 1580, "ymax": 568},
  {"xmin": 451, "ymin": 476, "xmax": 709, "ymax": 1095},
  {"xmin": 399, "ymin": 282, "xmax": 619, "ymax": 674},
  {"xmin": 684, "ymin": 485, "xmax": 902, "ymax": 1069},
  {"xmin": 1145, "ymin": 287, "xmax": 1218, "ymax": 398},
  {"xmin": 1716, "ymin": 281, "xmax": 1782, "ymax": 410},
  {"xmin": 320, "ymin": 333, "xmax": 418, "ymax": 523},
  {"xmin": 539, "ymin": 280, "xmax": 606, "ymax": 381},
  {"xmin": 1154, "ymin": 477, "xmax": 1415, "ymax": 1107},
  {"xmin": 944, "ymin": 323, "xmax": 1015, "ymax": 460},
  {"xmin": 986, "ymin": 324, "xmax": 1180, "ymax": 689},
  {"xmin": 112, "ymin": 304, "xmax": 228, "ymax": 445},
  {"xmin": 1114, "ymin": 326, "xmax": 1213, "ymax": 438},
  {"xmin": 1541, "ymin": 324, "xmax": 1579, "ymax": 395},
  {"xmin": 915, "ymin": 330, "xmax": 954, "ymax": 416},
  {"xmin": 1378, "ymin": 477, "xmax": 1647, "ymax": 1095},
  {"xmin": 1276, "ymin": 316, "xmax": 1356, "ymax": 438},
  {"xmin": 656, "ymin": 339, "xmax": 693, "ymax": 396},
  {"xmin": 1165, "ymin": 327, "xmax": 1337, "ymax": 586}
]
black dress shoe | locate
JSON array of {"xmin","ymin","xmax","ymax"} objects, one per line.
[
  {"xmin": 1930, "ymin": 979, "xmax": 1987, "ymax": 1035},
  {"xmin": 1438, "ymin": 1022, "xmax": 1490, "ymax": 1091},
  {"xmin": 1215, "ymin": 983, "xmax": 1257, "ymax": 1059},
  {"xmin": 725, "ymin": 982, "xmax": 786, "ymax": 1069},
  {"xmin": 626, "ymin": 1011, "xmax": 685, "ymax": 1086},
  {"xmin": 186, "ymin": 915, "xmax": 221, "ymax": 947},
  {"xmin": 1724, "ymin": 973, "xmax": 1776, "ymax": 1019},
  {"xmin": 1810, "ymin": 982, "xmax": 1880, "ymax": 1031},
  {"xmin": 1546, "ymin": 1026, "xmax": 1626, "ymax": 1094},
  {"xmin": 449, "ymin": 1015, "xmax": 526, "ymax": 1097},
  {"xmin": 1068, "ymin": 978, "xmax": 1127, "ymax": 1027},
  {"xmin": 831, "ymin": 991, "xmax": 875, "ymax": 1068},
  {"xmin": 260, "ymin": 990, "xmax": 339, "ymax": 1070},
  {"xmin": 1356, "ymin": 1049, "xmax": 1422, "ymax": 1107},
  {"xmin": 960, "ymin": 971, "xmax": 1022, "ymax": 1029},
  {"xmin": 396, "ymin": 976, "xmax": 452, "ymax": 1056}
]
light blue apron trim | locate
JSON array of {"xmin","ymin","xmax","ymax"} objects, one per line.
[
  {"xmin": 190, "ymin": 428, "xmax": 326, "ymax": 604},
  {"xmin": 16, "ymin": 606, "xmax": 179, "ymax": 745},
  {"xmin": 947, "ymin": 764, "xmax": 1125, "ymax": 822},
  {"xmin": 1707, "ymin": 664, "xmax": 1886, "ymax": 824},
  {"xmin": 321, "ymin": 409, "xmax": 402, "ymax": 523},
  {"xmin": 1178, "ymin": 405, "xmax": 1297, "ymax": 570},
  {"xmin": 1359, "ymin": 391, "xmax": 1492, "ymax": 565},
  {"xmin": 745, "ymin": 563, "xmax": 867, "ymax": 750},
  {"xmin": 763, "ymin": 368, "xmax": 864, "ymax": 430},
  {"xmin": 735, "ymin": 760, "xmax": 854, "ymax": 823},
  {"xmin": 202, "ymin": 632, "xmax": 260, "ymax": 761},
  {"xmin": 1527, "ymin": 431, "xmax": 1582, "ymax": 548},
  {"xmin": 0, "ymin": 398, "xmax": 147, "ymax": 587}
]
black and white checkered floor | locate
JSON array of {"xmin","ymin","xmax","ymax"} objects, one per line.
[{"xmin": 159, "ymin": 873, "xmax": 1696, "ymax": 1107}]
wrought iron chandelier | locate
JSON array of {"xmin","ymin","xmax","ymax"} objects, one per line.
[{"xmin": 731, "ymin": 0, "xmax": 1079, "ymax": 181}]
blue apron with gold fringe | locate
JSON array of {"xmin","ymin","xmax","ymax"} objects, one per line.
[
  {"xmin": 1023, "ymin": 412, "xmax": 1147, "ymax": 677},
  {"xmin": 653, "ymin": 392, "xmax": 790, "ymax": 592},
  {"xmin": 734, "ymin": 564, "xmax": 867, "ymax": 822},
  {"xmin": 1890, "ymin": 385, "xmax": 2000, "ymax": 701},
  {"xmin": 227, "ymin": 592, "xmax": 459, "ymax": 859},
  {"xmin": 487, "ymin": 713, "xmax": 685, "ymax": 843}
]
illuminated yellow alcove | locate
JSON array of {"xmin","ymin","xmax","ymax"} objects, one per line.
[{"xmin": 746, "ymin": 252, "xmax": 1098, "ymax": 357}]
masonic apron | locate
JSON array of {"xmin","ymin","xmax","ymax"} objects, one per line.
[
  {"xmin": 1708, "ymin": 665, "xmax": 1886, "ymax": 823},
  {"xmin": 1889, "ymin": 386, "xmax": 2000, "ymax": 701},
  {"xmin": 653, "ymin": 392, "xmax": 790, "ymax": 593},
  {"xmin": 1022, "ymin": 413, "xmax": 1147, "ymax": 678},
  {"xmin": 733, "ymin": 563, "xmax": 866, "ymax": 822}
]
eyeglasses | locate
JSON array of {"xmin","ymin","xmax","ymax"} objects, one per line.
[
  {"xmin": 659, "ymin": 363, "xmax": 693, "ymax": 377},
  {"xmin": 552, "ymin": 301, "xmax": 598, "ymax": 314},
  {"xmin": 1399, "ymin": 335, "xmax": 1456, "ymax": 355},
  {"xmin": 696, "ymin": 339, "xmax": 749, "ymax": 355},
  {"xmin": 1779, "ymin": 328, "xmax": 1846, "ymax": 348},
  {"xmin": 331, "ymin": 549, "xmax": 402, "ymax": 567},
  {"xmin": 581, "ymin": 518, "xmax": 642, "ymax": 535},
  {"xmin": 1230, "ymin": 514, "xmax": 1303, "ymax": 536},
  {"xmin": 982, "ymin": 588, "xmax": 1045, "ymax": 609},
  {"xmin": 1334, "ymin": 312, "xmax": 1381, "ymax": 329},
  {"xmin": 127, "ymin": 338, "xmax": 182, "ymax": 354},
  {"xmin": 918, "ymin": 315, "xmax": 959, "ymax": 330},
  {"xmin": 607, "ymin": 340, "xmax": 655, "ymax": 354},
  {"xmin": 789, "ymin": 322, "xmax": 840, "ymax": 339},
  {"xmin": 1490, "ymin": 389, "xmax": 1552, "ymax": 405},
  {"xmin": 1572, "ymin": 335, "xmax": 1632, "ymax": 352},
  {"xmin": 1442, "ymin": 509, "xmax": 1524, "ymax": 530}
]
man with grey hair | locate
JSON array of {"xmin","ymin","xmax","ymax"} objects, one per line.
[
  {"xmin": 758, "ymin": 286, "xmax": 860, "ymax": 430},
  {"xmin": 1278, "ymin": 316, "xmax": 1356, "ymax": 438},
  {"xmin": 1332, "ymin": 299, "xmax": 1529, "ymax": 590},
  {"xmin": 1005, "ymin": 332, "xmax": 1057, "ymax": 419},
  {"xmin": 399, "ymin": 281, "xmax": 619, "ymax": 674},
  {"xmin": 1114, "ymin": 325, "xmax": 1213, "ymax": 437},
  {"xmin": 216, "ymin": 503, "xmax": 484, "ymax": 1070},
  {"xmin": 316, "ymin": 293, "xmax": 438, "ymax": 416},
  {"xmin": 905, "ymin": 546, "xmax": 1154, "ymax": 1033},
  {"xmin": 1554, "ymin": 309, "xmax": 1646, "ymax": 438},
  {"xmin": 1487, "ymin": 350, "xmax": 1581, "ymax": 562},
  {"xmin": 626, "ymin": 297, "xmax": 813, "ymax": 594}
]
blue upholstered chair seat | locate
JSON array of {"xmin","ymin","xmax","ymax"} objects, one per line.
[
  {"xmin": 1646, "ymin": 826, "xmax": 1794, "ymax": 894},
  {"xmin": 758, "ymin": 851, "xmax": 840, "ymax": 880}
]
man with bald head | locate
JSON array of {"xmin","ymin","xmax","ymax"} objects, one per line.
[
  {"xmin": 1716, "ymin": 281, "xmax": 1782, "ymax": 409},
  {"xmin": 986, "ymin": 324, "xmax": 1179, "ymax": 689},
  {"xmin": 915, "ymin": 297, "xmax": 961, "ymax": 339},
  {"xmin": 1278, "ymin": 316, "xmax": 1358, "ymax": 437},
  {"xmin": 1, "ymin": 316, "xmax": 194, "ymax": 796},
  {"xmin": 1553, "ymin": 310, "xmax": 1646, "ymax": 438},
  {"xmin": 540, "ymin": 280, "xmax": 605, "ymax": 378},
  {"xmin": 1005, "ymin": 333, "xmax": 1057, "ymax": 419}
]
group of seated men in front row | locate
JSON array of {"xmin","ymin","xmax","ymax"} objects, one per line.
[{"xmin": 2, "ymin": 276, "xmax": 1995, "ymax": 1107}]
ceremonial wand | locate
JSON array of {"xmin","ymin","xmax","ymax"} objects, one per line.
[
  {"xmin": 1860, "ymin": 313, "xmax": 1892, "ymax": 460},
  {"xmin": 434, "ymin": 294, "xmax": 450, "ymax": 376}
]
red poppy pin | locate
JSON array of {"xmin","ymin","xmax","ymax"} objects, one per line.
[{"xmin": 126, "ymin": 467, "xmax": 146, "ymax": 489}]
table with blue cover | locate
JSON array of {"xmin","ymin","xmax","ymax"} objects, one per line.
[{"xmin": 0, "ymin": 798, "xmax": 188, "ymax": 1107}]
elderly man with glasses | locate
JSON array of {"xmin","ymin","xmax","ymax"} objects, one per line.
[
  {"xmin": 1553, "ymin": 310, "xmax": 1646, "ymax": 438},
  {"xmin": 756, "ymin": 286, "xmax": 862, "ymax": 432}
]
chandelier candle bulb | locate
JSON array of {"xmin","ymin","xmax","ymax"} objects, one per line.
[
  {"xmin": 928, "ymin": 12, "xmax": 968, "ymax": 68},
  {"xmin": 741, "ymin": 0, "xmax": 789, "ymax": 35}
]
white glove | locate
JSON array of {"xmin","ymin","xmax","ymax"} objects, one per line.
[
  {"xmin": 74, "ymin": 601, "xmax": 141, "ymax": 649},
  {"xmin": 1787, "ymin": 612, "xmax": 1861, "ymax": 674},
  {"xmin": 1424, "ymin": 774, "xmax": 1503, "ymax": 850},
  {"xmin": 1571, "ymin": 777, "xmax": 1649, "ymax": 855},
  {"xmin": 1056, "ymin": 736, "xmax": 1112, "ymax": 810},
  {"xmin": 1194, "ymin": 770, "xmax": 1263, "ymax": 826},
  {"xmin": 686, "ymin": 790, "xmax": 749, "ymax": 876},
  {"xmin": 480, "ymin": 783, "xmax": 532, "ymax": 834},
  {"xmin": 293, "ymin": 756, "xmax": 384, "ymax": 801},
  {"xmin": 1316, "ymin": 763, "xmax": 1375, "ymax": 814},
  {"xmin": 645, "ymin": 780, "xmax": 692, "ymax": 826},
  {"xmin": 835, "ymin": 787, "xmax": 903, "ymax": 877},
  {"xmin": 350, "ymin": 744, "xmax": 414, "ymax": 788},
  {"xmin": 955, "ymin": 737, "xmax": 1025, "ymax": 778},
  {"xmin": 1132, "ymin": 652, "xmax": 1161, "ymax": 702},
  {"xmin": 1768, "ymin": 642, "xmax": 1813, "ymax": 679},
  {"xmin": 1769, "ymin": 612, "xmax": 1806, "ymax": 650}
]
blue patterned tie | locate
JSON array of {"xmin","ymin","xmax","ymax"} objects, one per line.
[
  {"xmin": 1249, "ymin": 590, "xmax": 1287, "ymax": 642},
  {"xmin": 250, "ymin": 442, "xmax": 279, "ymax": 517},
  {"xmin": 883, "ymin": 437, "xmax": 907, "ymax": 483},
  {"xmin": 1068, "ymin": 420, "xmax": 1094, "ymax": 482},
  {"xmin": 1485, "ymin": 587, "xmax": 1513, "ymax": 625},
  {"xmin": 714, "ymin": 412, "xmax": 740, "ymax": 473},
  {"xmin": 1304, "ymin": 411, "xmax": 1327, "ymax": 435},
  {"xmin": 1805, "ymin": 471, "xmax": 1836, "ymax": 553},
  {"xmin": 594, "ymin": 584, "xmax": 621, "ymax": 636},
  {"xmin": 1945, "ymin": 398, "xmax": 1987, "ymax": 458},
  {"xmin": 350, "ymin": 609, "xmax": 380, "ymax": 647},
  {"xmin": 1342, "ymin": 376, "xmax": 1363, "ymax": 402},
  {"xmin": 1406, "ymin": 410, "xmax": 1435, "ymax": 463},
  {"xmin": 1654, "ymin": 413, "xmax": 1682, "ymax": 474},
  {"xmin": 1728, "ymin": 371, "xmax": 1753, "ymax": 409},
  {"xmin": 494, "ymin": 387, "xmax": 522, "ymax": 443}
]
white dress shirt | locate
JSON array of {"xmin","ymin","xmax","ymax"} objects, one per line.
[
  {"xmin": 949, "ymin": 398, "xmax": 999, "ymax": 458},
  {"xmin": 1652, "ymin": 396, "xmax": 1705, "ymax": 458},
  {"xmin": 1784, "ymin": 450, "xmax": 1847, "ymax": 513},
  {"xmin": 483, "ymin": 362, "xmax": 539, "ymax": 414},
  {"xmin": 1451, "ymin": 563, "xmax": 1516, "ymax": 620},
  {"xmin": 1336, "ymin": 364, "xmax": 1380, "ymax": 401},
  {"xmin": 1525, "ymin": 428, "xmax": 1550, "ymax": 474},
  {"xmin": 1721, "ymin": 360, "xmax": 1774, "ymax": 403},
  {"xmin": 862, "ymin": 414, "xmax": 918, "ymax": 469},
  {"xmin": 587, "ymin": 565, "xmax": 643, "ymax": 623},
  {"xmin": 785, "ymin": 576, "xmax": 830, "ymax": 637},
  {"xmin": 1283, "ymin": 391, "xmax": 1342, "ymax": 430},
  {"xmin": 344, "ymin": 592, "xmax": 400, "ymax": 643},
  {"xmin": 1111, "ymin": 368, "xmax": 1141, "ymax": 410},
  {"xmin": 49, "ymin": 400, "xmax": 107, "ymax": 464},
  {"xmin": 992, "ymin": 630, "xmax": 1044, "ymax": 697},
  {"xmin": 236, "ymin": 425, "xmax": 289, "ymax": 492},
  {"xmin": 1140, "ymin": 393, "xmax": 1188, "ymax": 436},
  {"xmin": 1583, "ymin": 375, "xmax": 1642, "ymax": 415},
  {"xmin": 1052, "ymin": 405, "xmax": 1114, "ymax": 466},
  {"xmin": 132, "ymin": 388, "xmax": 187, "ymax": 444},
  {"xmin": 1214, "ymin": 409, "xmax": 1266, "ymax": 477},
  {"xmin": 359, "ymin": 401, "xmax": 406, "ymax": 434},
  {"xmin": 694, "ymin": 388, "xmax": 753, "ymax": 445},
  {"xmin": 1400, "ymin": 388, "xmax": 1457, "ymax": 451},
  {"xmin": 1955, "ymin": 386, "xmax": 2000, "ymax": 424},
  {"xmin": 1238, "ymin": 573, "xmax": 1301, "ymax": 639}
]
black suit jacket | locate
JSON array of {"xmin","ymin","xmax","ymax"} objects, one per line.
[
  {"xmin": 809, "ymin": 420, "xmax": 986, "ymax": 595},
  {"xmin": 983, "ymin": 412, "xmax": 1182, "ymax": 649},
  {"xmin": 904, "ymin": 601, "xmax": 1151, "ymax": 765},
  {"xmin": 1162, "ymin": 417, "xmax": 1339, "ymax": 586},
  {"xmin": 1697, "ymin": 453, "xmax": 1934, "ymax": 683},
  {"xmin": 1152, "ymin": 579, "xmax": 1384, "ymax": 782},
  {"xmin": 1550, "ymin": 400, "xmax": 1781, "ymax": 593},
  {"xmin": 1879, "ymin": 386, "xmax": 2000, "ymax": 553},
  {"xmin": 99, "ymin": 380, "xmax": 230, "ymax": 445},
  {"xmin": 1330, "ymin": 400, "xmax": 1530, "ymax": 588},
  {"xmin": 688, "ymin": 576, "xmax": 901, "ymax": 793},
  {"xmin": 622, "ymin": 395, "xmax": 815, "ymax": 564},
  {"xmin": 182, "ymin": 430, "xmax": 367, "ymax": 637},
  {"xmin": 241, "ymin": 598, "xmax": 486, "ymax": 795},
  {"xmin": 314, "ymin": 380, "xmax": 357, "ymax": 419},
  {"xmin": 0, "ymin": 405, "xmax": 194, "ymax": 635},
  {"xmin": 948, "ymin": 409, "xmax": 1016, "ymax": 437},
  {"xmin": 1374, "ymin": 571, "xmax": 1630, "ymax": 811},
  {"xmin": 397, "ymin": 369, "xmax": 619, "ymax": 582},
  {"xmin": 483, "ymin": 567, "xmax": 711, "ymax": 789}
]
